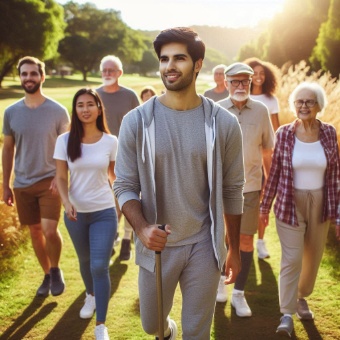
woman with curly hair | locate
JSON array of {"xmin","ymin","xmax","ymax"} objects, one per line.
[
  {"xmin": 244, "ymin": 57, "xmax": 281, "ymax": 260},
  {"xmin": 244, "ymin": 57, "xmax": 281, "ymax": 132}
]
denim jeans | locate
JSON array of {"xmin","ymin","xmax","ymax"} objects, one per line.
[{"xmin": 65, "ymin": 207, "xmax": 117, "ymax": 322}]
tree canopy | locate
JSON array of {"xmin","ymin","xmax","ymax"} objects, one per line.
[
  {"xmin": 58, "ymin": 2, "xmax": 146, "ymax": 81},
  {"xmin": 0, "ymin": 0, "xmax": 65, "ymax": 87},
  {"xmin": 310, "ymin": 0, "xmax": 340, "ymax": 77}
]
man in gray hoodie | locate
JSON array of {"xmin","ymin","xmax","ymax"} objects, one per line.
[{"xmin": 114, "ymin": 27, "xmax": 245, "ymax": 340}]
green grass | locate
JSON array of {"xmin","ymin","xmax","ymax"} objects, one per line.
[
  {"xmin": 0, "ymin": 75, "xmax": 340, "ymax": 339},
  {"xmin": 0, "ymin": 218, "xmax": 339, "ymax": 339}
]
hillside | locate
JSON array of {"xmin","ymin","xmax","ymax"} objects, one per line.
[{"xmin": 140, "ymin": 24, "xmax": 265, "ymax": 63}]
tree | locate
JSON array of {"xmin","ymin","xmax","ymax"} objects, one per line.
[
  {"xmin": 202, "ymin": 48, "xmax": 229, "ymax": 72},
  {"xmin": 134, "ymin": 50, "xmax": 159, "ymax": 76},
  {"xmin": 235, "ymin": 0, "xmax": 331, "ymax": 69},
  {"xmin": 310, "ymin": 0, "xmax": 340, "ymax": 77},
  {"xmin": 0, "ymin": 0, "xmax": 65, "ymax": 87},
  {"xmin": 58, "ymin": 2, "xmax": 146, "ymax": 81}
]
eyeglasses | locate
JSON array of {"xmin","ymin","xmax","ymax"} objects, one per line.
[
  {"xmin": 101, "ymin": 69, "xmax": 119, "ymax": 74},
  {"xmin": 294, "ymin": 100, "xmax": 317, "ymax": 108},
  {"xmin": 227, "ymin": 79, "xmax": 251, "ymax": 87}
]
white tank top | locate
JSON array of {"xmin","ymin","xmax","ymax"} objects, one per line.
[{"xmin": 292, "ymin": 137, "xmax": 327, "ymax": 190}]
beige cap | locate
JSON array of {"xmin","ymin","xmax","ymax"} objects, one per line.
[{"xmin": 225, "ymin": 62, "xmax": 254, "ymax": 76}]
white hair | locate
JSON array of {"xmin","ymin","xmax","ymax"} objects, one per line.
[
  {"xmin": 288, "ymin": 82, "xmax": 328, "ymax": 116},
  {"xmin": 99, "ymin": 55, "xmax": 123, "ymax": 71},
  {"xmin": 212, "ymin": 64, "xmax": 227, "ymax": 73}
]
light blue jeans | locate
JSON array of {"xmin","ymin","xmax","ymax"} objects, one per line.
[{"xmin": 65, "ymin": 207, "xmax": 117, "ymax": 322}]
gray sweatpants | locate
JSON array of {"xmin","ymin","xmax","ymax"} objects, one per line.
[
  {"xmin": 276, "ymin": 188, "xmax": 330, "ymax": 314},
  {"xmin": 138, "ymin": 235, "xmax": 220, "ymax": 340}
]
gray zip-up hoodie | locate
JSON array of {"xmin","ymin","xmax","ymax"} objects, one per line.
[{"xmin": 114, "ymin": 95, "xmax": 245, "ymax": 272}]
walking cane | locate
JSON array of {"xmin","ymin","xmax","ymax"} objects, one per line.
[{"xmin": 156, "ymin": 224, "xmax": 166, "ymax": 340}]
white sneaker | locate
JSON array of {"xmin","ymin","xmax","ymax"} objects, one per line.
[
  {"xmin": 216, "ymin": 275, "xmax": 228, "ymax": 302},
  {"xmin": 95, "ymin": 324, "xmax": 109, "ymax": 340},
  {"xmin": 257, "ymin": 239, "xmax": 270, "ymax": 259},
  {"xmin": 168, "ymin": 319, "xmax": 178, "ymax": 339},
  {"xmin": 231, "ymin": 292, "xmax": 252, "ymax": 317},
  {"xmin": 80, "ymin": 293, "xmax": 96, "ymax": 319}
]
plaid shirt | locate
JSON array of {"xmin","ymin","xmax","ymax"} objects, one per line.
[{"xmin": 260, "ymin": 119, "xmax": 340, "ymax": 226}]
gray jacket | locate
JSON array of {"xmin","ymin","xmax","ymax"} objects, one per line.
[{"xmin": 113, "ymin": 96, "xmax": 244, "ymax": 272}]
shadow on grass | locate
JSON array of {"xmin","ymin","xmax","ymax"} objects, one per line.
[
  {"xmin": 0, "ymin": 297, "xmax": 57, "ymax": 340},
  {"xmin": 45, "ymin": 256, "xmax": 127, "ymax": 339},
  {"xmin": 213, "ymin": 254, "xmax": 325, "ymax": 340},
  {"xmin": 214, "ymin": 257, "xmax": 282, "ymax": 339},
  {"xmin": 0, "ymin": 86, "xmax": 23, "ymax": 100},
  {"xmin": 324, "ymin": 224, "xmax": 340, "ymax": 281},
  {"xmin": 43, "ymin": 76, "xmax": 102, "ymax": 88}
]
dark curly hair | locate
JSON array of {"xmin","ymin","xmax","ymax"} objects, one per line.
[{"xmin": 243, "ymin": 57, "xmax": 280, "ymax": 96}]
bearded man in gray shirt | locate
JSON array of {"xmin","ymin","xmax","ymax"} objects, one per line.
[
  {"xmin": 2, "ymin": 56, "xmax": 69, "ymax": 297},
  {"xmin": 114, "ymin": 27, "xmax": 244, "ymax": 340},
  {"xmin": 96, "ymin": 55, "xmax": 140, "ymax": 261}
]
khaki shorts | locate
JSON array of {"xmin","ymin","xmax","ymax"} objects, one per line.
[
  {"xmin": 240, "ymin": 191, "xmax": 260, "ymax": 235},
  {"xmin": 13, "ymin": 177, "xmax": 61, "ymax": 225}
]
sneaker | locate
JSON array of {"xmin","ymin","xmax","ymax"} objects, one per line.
[
  {"xmin": 114, "ymin": 232, "xmax": 121, "ymax": 247},
  {"xmin": 216, "ymin": 275, "xmax": 228, "ymax": 303},
  {"xmin": 80, "ymin": 293, "xmax": 96, "ymax": 319},
  {"xmin": 296, "ymin": 298, "xmax": 314, "ymax": 320},
  {"xmin": 119, "ymin": 239, "xmax": 131, "ymax": 261},
  {"xmin": 155, "ymin": 318, "xmax": 178, "ymax": 340},
  {"xmin": 95, "ymin": 324, "xmax": 109, "ymax": 340},
  {"xmin": 231, "ymin": 292, "xmax": 252, "ymax": 317},
  {"xmin": 276, "ymin": 315, "xmax": 294, "ymax": 337},
  {"xmin": 50, "ymin": 267, "xmax": 65, "ymax": 296},
  {"xmin": 111, "ymin": 232, "xmax": 121, "ymax": 257},
  {"xmin": 36, "ymin": 274, "xmax": 51, "ymax": 297},
  {"xmin": 257, "ymin": 239, "xmax": 270, "ymax": 259}
]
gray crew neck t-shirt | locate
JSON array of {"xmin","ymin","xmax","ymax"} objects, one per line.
[
  {"xmin": 96, "ymin": 86, "xmax": 140, "ymax": 137},
  {"xmin": 3, "ymin": 98, "xmax": 69, "ymax": 188},
  {"xmin": 154, "ymin": 99, "xmax": 211, "ymax": 246},
  {"xmin": 204, "ymin": 88, "xmax": 229, "ymax": 102}
]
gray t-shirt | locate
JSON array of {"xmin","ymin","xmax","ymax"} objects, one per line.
[
  {"xmin": 204, "ymin": 88, "xmax": 229, "ymax": 102},
  {"xmin": 96, "ymin": 86, "xmax": 140, "ymax": 137},
  {"xmin": 154, "ymin": 99, "xmax": 211, "ymax": 245},
  {"xmin": 3, "ymin": 97, "xmax": 70, "ymax": 188}
]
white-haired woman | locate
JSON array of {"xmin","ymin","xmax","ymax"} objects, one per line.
[{"xmin": 260, "ymin": 82, "xmax": 340, "ymax": 337}]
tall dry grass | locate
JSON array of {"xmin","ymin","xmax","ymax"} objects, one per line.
[{"xmin": 277, "ymin": 61, "xmax": 340, "ymax": 142}]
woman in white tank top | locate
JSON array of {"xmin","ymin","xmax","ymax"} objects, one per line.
[{"xmin": 259, "ymin": 82, "xmax": 340, "ymax": 337}]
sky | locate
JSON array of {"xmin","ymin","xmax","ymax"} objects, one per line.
[{"xmin": 57, "ymin": 0, "xmax": 286, "ymax": 31}]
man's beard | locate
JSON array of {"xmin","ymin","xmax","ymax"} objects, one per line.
[
  {"xmin": 22, "ymin": 81, "xmax": 40, "ymax": 94},
  {"xmin": 102, "ymin": 77, "xmax": 117, "ymax": 86},
  {"xmin": 161, "ymin": 72, "xmax": 194, "ymax": 92},
  {"xmin": 231, "ymin": 92, "xmax": 249, "ymax": 102}
]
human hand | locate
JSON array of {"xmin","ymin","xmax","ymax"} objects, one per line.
[
  {"xmin": 49, "ymin": 177, "xmax": 59, "ymax": 195},
  {"xmin": 64, "ymin": 202, "xmax": 77, "ymax": 221},
  {"xmin": 224, "ymin": 250, "xmax": 241, "ymax": 285},
  {"xmin": 259, "ymin": 213, "xmax": 269, "ymax": 227},
  {"xmin": 138, "ymin": 224, "xmax": 171, "ymax": 252},
  {"xmin": 3, "ymin": 187, "xmax": 14, "ymax": 206}
]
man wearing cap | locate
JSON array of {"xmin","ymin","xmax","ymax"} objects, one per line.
[{"xmin": 218, "ymin": 62, "xmax": 274, "ymax": 317}]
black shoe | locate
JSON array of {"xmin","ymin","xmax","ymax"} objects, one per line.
[
  {"xmin": 50, "ymin": 267, "xmax": 65, "ymax": 296},
  {"xmin": 119, "ymin": 239, "xmax": 131, "ymax": 261},
  {"xmin": 36, "ymin": 274, "xmax": 51, "ymax": 297}
]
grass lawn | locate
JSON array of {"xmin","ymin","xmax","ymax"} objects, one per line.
[
  {"xmin": 0, "ymin": 216, "xmax": 339, "ymax": 339},
  {"xmin": 0, "ymin": 75, "xmax": 339, "ymax": 339}
]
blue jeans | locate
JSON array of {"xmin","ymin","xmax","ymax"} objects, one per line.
[{"xmin": 65, "ymin": 207, "xmax": 117, "ymax": 322}]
